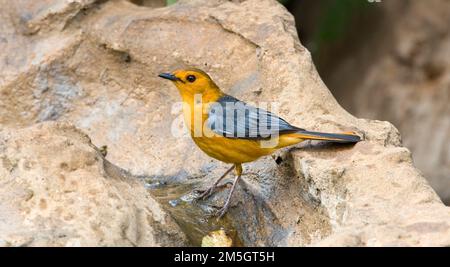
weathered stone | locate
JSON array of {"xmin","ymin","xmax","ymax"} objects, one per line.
[
  {"xmin": 0, "ymin": 122, "xmax": 187, "ymax": 246},
  {"xmin": 0, "ymin": 0, "xmax": 449, "ymax": 247}
]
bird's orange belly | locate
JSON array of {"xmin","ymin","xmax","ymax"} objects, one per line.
[{"xmin": 192, "ymin": 135, "xmax": 275, "ymax": 164}]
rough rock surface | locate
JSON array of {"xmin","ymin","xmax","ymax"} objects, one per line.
[
  {"xmin": 0, "ymin": 0, "xmax": 449, "ymax": 246},
  {"xmin": 0, "ymin": 122, "xmax": 187, "ymax": 246},
  {"xmin": 324, "ymin": 0, "xmax": 450, "ymax": 204}
]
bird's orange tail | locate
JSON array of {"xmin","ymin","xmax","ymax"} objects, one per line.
[{"xmin": 292, "ymin": 130, "xmax": 361, "ymax": 144}]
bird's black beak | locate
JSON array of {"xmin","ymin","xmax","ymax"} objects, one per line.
[{"xmin": 158, "ymin": 73, "xmax": 178, "ymax": 81}]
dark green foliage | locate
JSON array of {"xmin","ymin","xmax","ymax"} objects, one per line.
[
  {"xmin": 316, "ymin": 0, "xmax": 370, "ymax": 45},
  {"xmin": 166, "ymin": 0, "xmax": 177, "ymax": 6}
]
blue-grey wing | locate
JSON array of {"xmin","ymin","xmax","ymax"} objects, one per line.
[{"xmin": 207, "ymin": 95, "xmax": 302, "ymax": 139}]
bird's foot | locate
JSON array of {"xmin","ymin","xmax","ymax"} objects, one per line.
[
  {"xmin": 195, "ymin": 183, "xmax": 230, "ymax": 201},
  {"xmin": 214, "ymin": 173, "xmax": 242, "ymax": 220},
  {"xmin": 195, "ymin": 187, "xmax": 215, "ymax": 201},
  {"xmin": 215, "ymin": 200, "xmax": 231, "ymax": 220}
]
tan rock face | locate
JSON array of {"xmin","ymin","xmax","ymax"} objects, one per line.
[
  {"xmin": 0, "ymin": 0, "xmax": 449, "ymax": 246},
  {"xmin": 0, "ymin": 122, "xmax": 187, "ymax": 246}
]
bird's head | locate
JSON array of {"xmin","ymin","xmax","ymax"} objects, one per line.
[{"xmin": 158, "ymin": 68, "xmax": 221, "ymax": 98}]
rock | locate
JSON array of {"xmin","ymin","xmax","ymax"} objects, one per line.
[
  {"xmin": 0, "ymin": 122, "xmax": 187, "ymax": 246},
  {"xmin": 128, "ymin": 0, "xmax": 166, "ymax": 8},
  {"xmin": 201, "ymin": 229, "xmax": 233, "ymax": 247},
  {"xmin": 0, "ymin": 0, "xmax": 449, "ymax": 246},
  {"xmin": 321, "ymin": 0, "xmax": 450, "ymax": 204}
]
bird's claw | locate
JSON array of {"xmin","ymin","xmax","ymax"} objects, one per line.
[
  {"xmin": 194, "ymin": 182, "xmax": 231, "ymax": 201},
  {"xmin": 195, "ymin": 187, "xmax": 215, "ymax": 201},
  {"xmin": 215, "ymin": 207, "xmax": 228, "ymax": 220},
  {"xmin": 193, "ymin": 180, "xmax": 235, "ymax": 219}
]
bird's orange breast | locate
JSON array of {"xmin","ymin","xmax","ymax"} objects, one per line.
[{"xmin": 192, "ymin": 135, "xmax": 274, "ymax": 163}]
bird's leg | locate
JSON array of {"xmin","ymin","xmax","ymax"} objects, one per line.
[
  {"xmin": 215, "ymin": 173, "xmax": 241, "ymax": 219},
  {"xmin": 216, "ymin": 164, "xmax": 242, "ymax": 219},
  {"xmin": 196, "ymin": 165, "xmax": 234, "ymax": 200}
]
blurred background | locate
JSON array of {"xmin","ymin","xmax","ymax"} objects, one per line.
[
  {"xmin": 138, "ymin": 0, "xmax": 450, "ymax": 204},
  {"xmin": 282, "ymin": 0, "xmax": 450, "ymax": 205}
]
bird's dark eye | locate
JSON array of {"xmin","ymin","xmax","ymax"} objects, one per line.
[{"xmin": 186, "ymin": 75, "xmax": 196, "ymax": 83}]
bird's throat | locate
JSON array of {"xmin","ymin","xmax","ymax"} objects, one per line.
[{"xmin": 179, "ymin": 92, "xmax": 222, "ymax": 138}]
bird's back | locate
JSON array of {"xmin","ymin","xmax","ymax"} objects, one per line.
[{"xmin": 186, "ymin": 94, "xmax": 301, "ymax": 163}]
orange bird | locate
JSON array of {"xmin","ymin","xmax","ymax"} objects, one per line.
[{"xmin": 159, "ymin": 69, "xmax": 360, "ymax": 218}]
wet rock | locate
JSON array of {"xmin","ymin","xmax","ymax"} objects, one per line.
[
  {"xmin": 169, "ymin": 199, "xmax": 179, "ymax": 207},
  {"xmin": 0, "ymin": 0, "xmax": 449, "ymax": 247}
]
